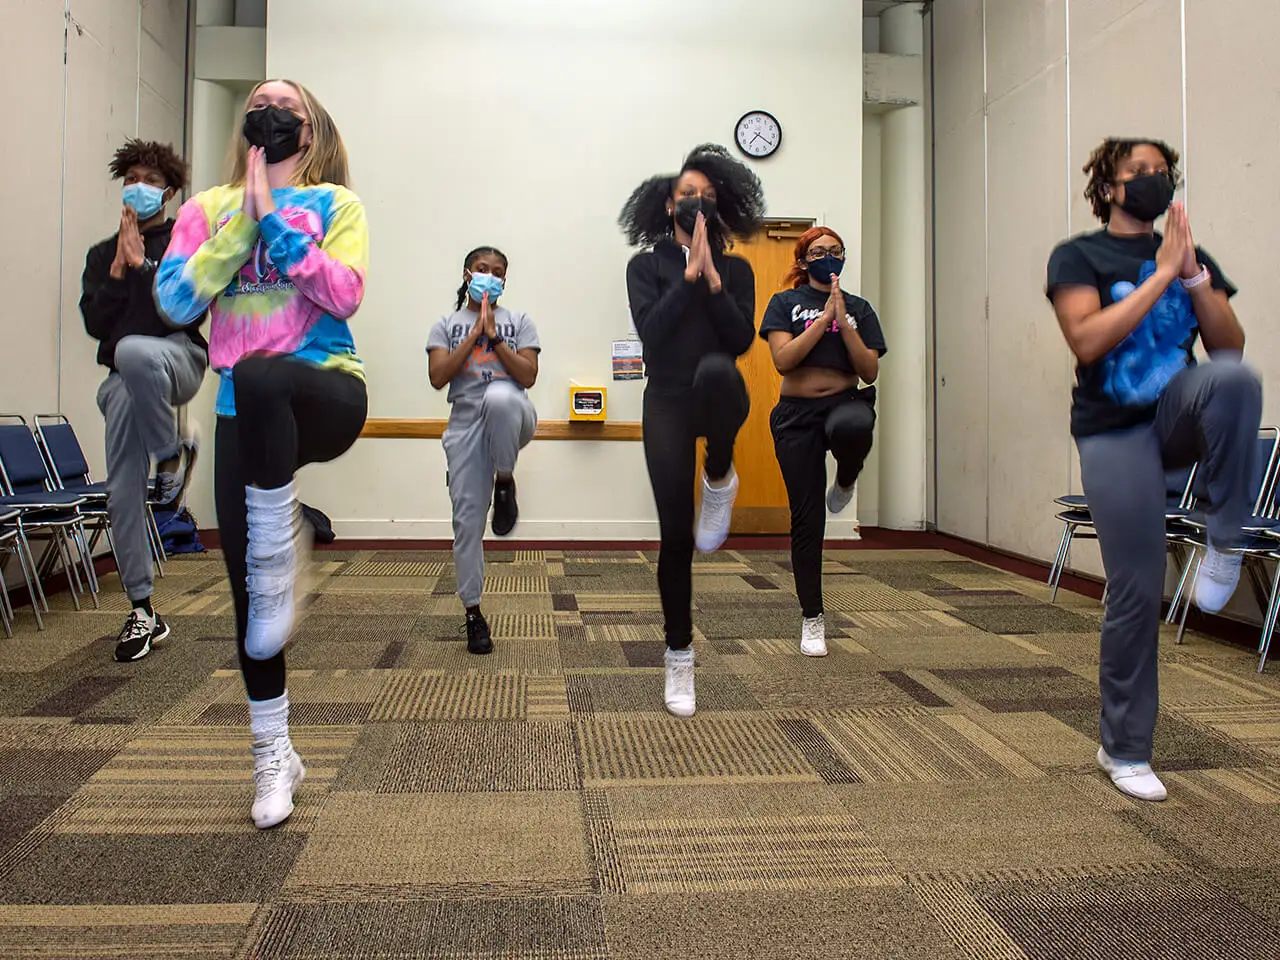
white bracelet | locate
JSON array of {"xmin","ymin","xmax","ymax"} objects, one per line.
[{"xmin": 1180, "ymin": 266, "xmax": 1210, "ymax": 290}]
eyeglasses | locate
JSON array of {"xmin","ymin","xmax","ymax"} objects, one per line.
[{"xmin": 805, "ymin": 248, "xmax": 844, "ymax": 261}]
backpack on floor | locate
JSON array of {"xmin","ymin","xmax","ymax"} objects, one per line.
[
  {"xmin": 153, "ymin": 505, "xmax": 205, "ymax": 555},
  {"xmin": 301, "ymin": 502, "xmax": 335, "ymax": 545}
]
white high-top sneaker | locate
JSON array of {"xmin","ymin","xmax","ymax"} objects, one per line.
[
  {"xmin": 251, "ymin": 734, "xmax": 306, "ymax": 829},
  {"xmin": 695, "ymin": 470, "xmax": 739, "ymax": 553},
  {"xmin": 664, "ymin": 648, "xmax": 696, "ymax": 717},
  {"xmin": 801, "ymin": 614, "xmax": 828, "ymax": 657},
  {"xmin": 245, "ymin": 483, "xmax": 300, "ymax": 660}
]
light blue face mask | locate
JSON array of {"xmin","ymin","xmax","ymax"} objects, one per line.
[
  {"xmin": 122, "ymin": 182, "xmax": 166, "ymax": 220},
  {"xmin": 467, "ymin": 271, "xmax": 505, "ymax": 303}
]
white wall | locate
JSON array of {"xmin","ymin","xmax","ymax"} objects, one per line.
[
  {"xmin": 1, "ymin": 0, "xmax": 188, "ymax": 478},
  {"xmin": 266, "ymin": 0, "xmax": 865, "ymax": 539},
  {"xmin": 931, "ymin": 0, "xmax": 1280, "ymax": 610}
]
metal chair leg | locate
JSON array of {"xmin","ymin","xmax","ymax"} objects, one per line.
[
  {"xmin": 147, "ymin": 504, "xmax": 166, "ymax": 577},
  {"xmin": 55, "ymin": 530, "xmax": 83, "ymax": 612},
  {"xmin": 1175, "ymin": 550, "xmax": 1202, "ymax": 645},
  {"xmin": 17, "ymin": 527, "xmax": 50, "ymax": 615},
  {"xmin": 1168, "ymin": 548, "xmax": 1195, "ymax": 624},
  {"xmin": 1255, "ymin": 559, "xmax": 1280, "ymax": 664},
  {"xmin": 71, "ymin": 521, "xmax": 100, "ymax": 607},
  {"xmin": 14, "ymin": 535, "xmax": 45, "ymax": 631},
  {"xmin": 1049, "ymin": 524, "xmax": 1075, "ymax": 603}
]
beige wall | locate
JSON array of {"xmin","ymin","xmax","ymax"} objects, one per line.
[
  {"xmin": 265, "ymin": 0, "xmax": 866, "ymax": 539},
  {"xmin": 1, "ymin": 0, "xmax": 189, "ymax": 478},
  {"xmin": 930, "ymin": 0, "xmax": 1280, "ymax": 589}
]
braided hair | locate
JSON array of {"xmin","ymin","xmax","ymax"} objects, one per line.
[{"xmin": 455, "ymin": 245, "xmax": 509, "ymax": 310}]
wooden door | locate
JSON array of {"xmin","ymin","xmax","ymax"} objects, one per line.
[{"xmin": 698, "ymin": 219, "xmax": 814, "ymax": 534}]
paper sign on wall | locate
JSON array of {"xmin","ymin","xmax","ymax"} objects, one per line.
[{"xmin": 612, "ymin": 339, "xmax": 644, "ymax": 380}]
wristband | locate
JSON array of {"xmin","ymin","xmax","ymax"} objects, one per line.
[{"xmin": 1179, "ymin": 266, "xmax": 1210, "ymax": 290}]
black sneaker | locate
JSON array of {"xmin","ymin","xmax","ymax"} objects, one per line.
[
  {"xmin": 113, "ymin": 611, "xmax": 170, "ymax": 662},
  {"xmin": 492, "ymin": 477, "xmax": 518, "ymax": 537},
  {"xmin": 465, "ymin": 610, "xmax": 493, "ymax": 656}
]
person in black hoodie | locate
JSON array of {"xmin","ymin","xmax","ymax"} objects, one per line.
[
  {"xmin": 80, "ymin": 139, "xmax": 207, "ymax": 663},
  {"xmin": 620, "ymin": 143, "xmax": 765, "ymax": 717}
]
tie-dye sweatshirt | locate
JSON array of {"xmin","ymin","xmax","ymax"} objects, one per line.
[{"xmin": 156, "ymin": 182, "xmax": 367, "ymax": 417}]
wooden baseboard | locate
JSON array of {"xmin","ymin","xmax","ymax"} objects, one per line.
[{"xmin": 360, "ymin": 418, "xmax": 642, "ymax": 441}]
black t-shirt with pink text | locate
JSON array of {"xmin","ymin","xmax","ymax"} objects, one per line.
[{"xmin": 759, "ymin": 284, "xmax": 887, "ymax": 384}]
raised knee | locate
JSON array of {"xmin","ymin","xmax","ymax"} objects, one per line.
[
  {"xmin": 694, "ymin": 353, "xmax": 738, "ymax": 385},
  {"xmin": 1206, "ymin": 359, "xmax": 1262, "ymax": 400},
  {"xmin": 482, "ymin": 379, "xmax": 523, "ymax": 413},
  {"xmin": 112, "ymin": 336, "xmax": 158, "ymax": 376}
]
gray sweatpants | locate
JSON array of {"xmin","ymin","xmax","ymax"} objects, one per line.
[
  {"xmin": 96, "ymin": 334, "xmax": 207, "ymax": 603},
  {"xmin": 1077, "ymin": 359, "xmax": 1262, "ymax": 762},
  {"xmin": 443, "ymin": 380, "xmax": 537, "ymax": 607}
]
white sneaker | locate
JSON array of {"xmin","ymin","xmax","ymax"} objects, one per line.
[
  {"xmin": 1194, "ymin": 545, "xmax": 1242, "ymax": 614},
  {"xmin": 251, "ymin": 735, "xmax": 306, "ymax": 829},
  {"xmin": 664, "ymin": 648, "xmax": 696, "ymax": 717},
  {"xmin": 826, "ymin": 481, "xmax": 854, "ymax": 515},
  {"xmin": 1096, "ymin": 747, "xmax": 1167, "ymax": 802},
  {"xmin": 801, "ymin": 614, "xmax": 828, "ymax": 657},
  {"xmin": 695, "ymin": 470, "xmax": 739, "ymax": 553}
]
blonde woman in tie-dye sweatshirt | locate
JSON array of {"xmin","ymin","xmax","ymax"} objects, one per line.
[{"xmin": 156, "ymin": 79, "xmax": 367, "ymax": 830}]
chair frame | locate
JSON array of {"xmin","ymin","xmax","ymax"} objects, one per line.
[{"xmin": 0, "ymin": 415, "xmax": 97, "ymax": 612}]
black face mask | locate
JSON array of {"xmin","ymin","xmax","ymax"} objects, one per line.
[
  {"xmin": 1116, "ymin": 172, "xmax": 1174, "ymax": 223},
  {"xmin": 243, "ymin": 105, "xmax": 305, "ymax": 164},
  {"xmin": 674, "ymin": 196, "xmax": 717, "ymax": 235}
]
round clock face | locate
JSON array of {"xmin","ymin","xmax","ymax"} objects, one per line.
[{"xmin": 735, "ymin": 111, "xmax": 781, "ymax": 158}]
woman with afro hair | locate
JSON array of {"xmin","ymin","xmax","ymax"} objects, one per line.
[{"xmin": 619, "ymin": 143, "xmax": 765, "ymax": 717}]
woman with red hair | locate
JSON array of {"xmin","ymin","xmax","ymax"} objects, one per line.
[{"xmin": 759, "ymin": 226, "xmax": 886, "ymax": 656}]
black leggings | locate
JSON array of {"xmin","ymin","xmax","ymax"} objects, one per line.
[
  {"xmin": 642, "ymin": 354, "xmax": 750, "ymax": 649},
  {"xmin": 771, "ymin": 392, "xmax": 875, "ymax": 618},
  {"xmin": 214, "ymin": 356, "xmax": 367, "ymax": 701}
]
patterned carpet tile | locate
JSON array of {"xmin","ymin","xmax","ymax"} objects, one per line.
[
  {"xmin": 0, "ymin": 903, "xmax": 257, "ymax": 960},
  {"xmin": 284, "ymin": 793, "xmax": 591, "ymax": 889},
  {"xmin": 1, "ymin": 547, "xmax": 1278, "ymax": 955}
]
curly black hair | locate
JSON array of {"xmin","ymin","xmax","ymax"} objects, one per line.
[
  {"xmin": 1083, "ymin": 137, "xmax": 1180, "ymax": 223},
  {"xmin": 108, "ymin": 138, "xmax": 188, "ymax": 191},
  {"xmin": 618, "ymin": 143, "xmax": 766, "ymax": 249},
  {"xmin": 455, "ymin": 246, "xmax": 508, "ymax": 310}
]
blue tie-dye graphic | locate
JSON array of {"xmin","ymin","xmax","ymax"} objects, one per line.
[{"xmin": 1098, "ymin": 259, "xmax": 1196, "ymax": 406}]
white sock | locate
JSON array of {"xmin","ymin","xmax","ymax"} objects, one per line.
[
  {"xmin": 246, "ymin": 481, "xmax": 296, "ymax": 511},
  {"xmin": 666, "ymin": 647, "xmax": 694, "ymax": 663},
  {"xmin": 248, "ymin": 691, "xmax": 290, "ymax": 742}
]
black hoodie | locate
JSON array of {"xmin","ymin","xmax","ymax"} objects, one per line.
[
  {"xmin": 625, "ymin": 237, "xmax": 755, "ymax": 389},
  {"xmin": 80, "ymin": 218, "xmax": 208, "ymax": 371}
]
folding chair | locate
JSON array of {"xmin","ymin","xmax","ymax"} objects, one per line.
[
  {"xmin": 1048, "ymin": 464, "xmax": 1199, "ymax": 604},
  {"xmin": 34, "ymin": 414, "xmax": 169, "ymax": 581},
  {"xmin": 0, "ymin": 506, "xmax": 46, "ymax": 633},
  {"xmin": 0, "ymin": 416, "xmax": 95, "ymax": 611},
  {"xmin": 1168, "ymin": 426, "xmax": 1280, "ymax": 646}
]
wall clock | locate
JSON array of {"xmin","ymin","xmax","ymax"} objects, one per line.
[{"xmin": 735, "ymin": 110, "xmax": 781, "ymax": 159}]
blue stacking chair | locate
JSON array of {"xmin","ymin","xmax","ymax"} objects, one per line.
[
  {"xmin": 1168, "ymin": 427, "xmax": 1280, "ymax": 647},
  {"xmin": 0, "ymin": 507, "xmax": 42, "ymax": 634},
  {"xmin": 0, "ymin": 415, "xmax": 95, "ymax": 612},
  {"xmin": 34, "ymin": 414, "xmax": 168, "ymax": 580},
  {"xmin": 1048, "ymin": 464, "xmax": 1200, "ymax": 604}
]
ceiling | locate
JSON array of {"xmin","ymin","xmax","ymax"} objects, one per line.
[{"xmin": 864, "ymin": 1, "xmax": 920, "ymax": 15}]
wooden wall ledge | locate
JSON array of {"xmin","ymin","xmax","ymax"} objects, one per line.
[{"xmin": 361, "ymin": 418, "xmax": 643, "ymax": 441}]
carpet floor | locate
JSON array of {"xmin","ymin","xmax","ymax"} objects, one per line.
[{"xmin": 1, "ymin": 546, "xmax": 1278, "ymax": 959}]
